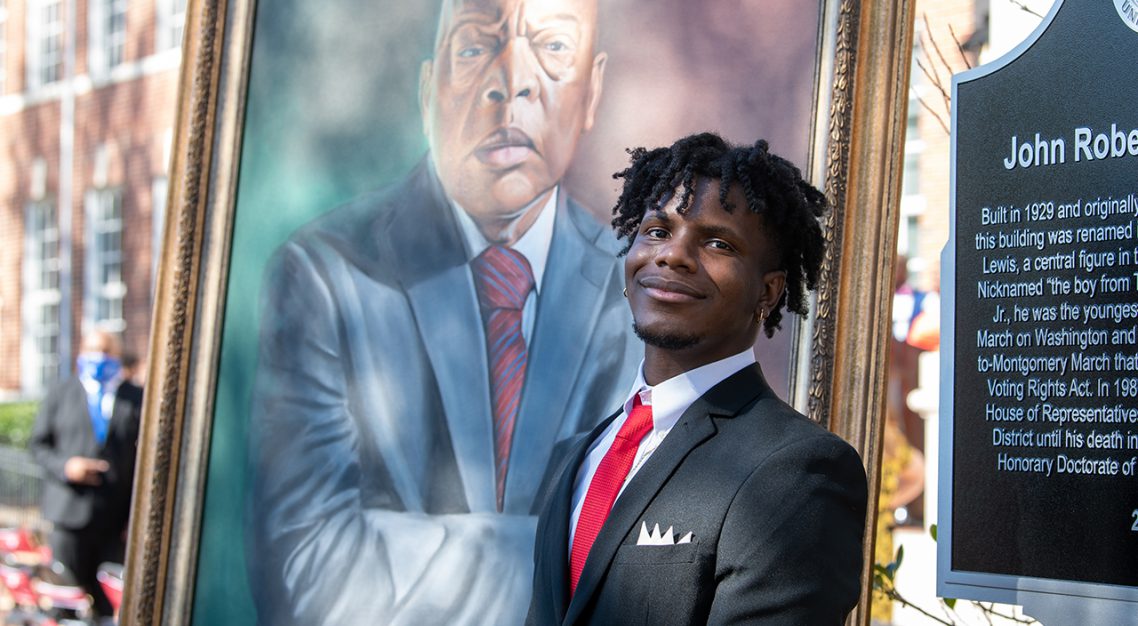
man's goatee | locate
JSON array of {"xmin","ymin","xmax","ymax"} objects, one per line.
[{"xmin": 632, "ymin": 322, "xmax": 700, "ymax": 350}]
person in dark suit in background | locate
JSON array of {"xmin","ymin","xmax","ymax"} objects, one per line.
[
  {"xmin": 30, "ymin": 329, "xmax": 142, "ymax": 623},
  {"xmin": 528, "ymin": 133, "xmax": 868, "ymax": 625},
  {"xmin": 247, "ymin": 0, "xmax": 638, "ymax": 623}
]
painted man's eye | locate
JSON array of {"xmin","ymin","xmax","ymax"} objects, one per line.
[{"xmin": 457, "ymin": 46, "xmax": 484, "ymax": 58}]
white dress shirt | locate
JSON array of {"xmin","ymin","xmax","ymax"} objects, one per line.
[
  {"xmin": 452, "ymin": 188, "xmax": 558, "ymax": 343},
  {"xmin": 568, "ymin": 347, "xmax": 757, "ymax": 551},
  {"xmin": 78, "ymin": 373, "xmax": 122, "ymax": 421}
]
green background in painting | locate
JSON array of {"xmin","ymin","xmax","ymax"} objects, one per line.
[
  {"xmin": 192, "ymin": 3, "xmax": 436, "ymax": 622},
  {"xmin": 191, "ymin": 0, "xmax": 821, "ymax": 622}
]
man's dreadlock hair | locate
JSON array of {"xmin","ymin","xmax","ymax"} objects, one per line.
[{"xmin": 611, "ymin": 132, "xmax": 827, "ymax": 338}]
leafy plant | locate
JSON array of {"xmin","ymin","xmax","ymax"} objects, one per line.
[{"xmin": 0, "ymin": 402, "xmax": 39, "ymax": 448}]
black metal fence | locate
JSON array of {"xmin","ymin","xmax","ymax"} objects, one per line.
[{"xmin": 0, "ymin": 446, "xmax": 43, "ymax": 530}]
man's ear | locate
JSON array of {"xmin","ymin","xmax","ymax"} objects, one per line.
[
  {"xmin": 419, "ymin": 60, "xmax": 434, "ymax": 139},
  {"xmin": 582, "ymin": 52, "xmax": 607, "ymax": 133},
  {"xmin": 758, "ymin": 270, "xmax": 787, "ymax": 315}
]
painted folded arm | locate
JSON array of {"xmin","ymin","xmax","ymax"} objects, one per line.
[
  {"xmin": 247, "ymin": 242, "xmax": 535, "ymax": 626},
  {"xmin": 250, "ymin": 385, "xmax": 537, "ymax": 625}
]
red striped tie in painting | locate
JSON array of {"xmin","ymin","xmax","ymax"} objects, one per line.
[{"xmin": 472, "ymin": 245, "xmax": 535, "ymax": 512}]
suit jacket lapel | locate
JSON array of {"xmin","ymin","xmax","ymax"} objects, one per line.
[
  {"xmin": 504, "ymin": 196, "xmax": 615, "ymax": 513},
  {"xmin": 545, "ymin": 411, "xmax": 620, "ymax": 622},
  {"xmin": 69, "ymin": 379, "xmax": 98, "ymax": 452},
  {"xmin": 564, "ymin": 364, "xmax": 772, "ymax": 624},
  {"xmin": 391, "ymin": 163, "xmax": 497, "ymax": 513}
]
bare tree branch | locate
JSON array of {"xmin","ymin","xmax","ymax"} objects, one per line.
[
  {"xmin": 1007, "ymin": 0, "xmax": 1045, "ymax": 19},
  {"xmin": 924, "ymin": 14, "xmax": 958, "ymax": 85},
  {"xmin": 915, "ymin": 55, "xmax": 951, "ymax": 110},
  {"xmin": 915, "ymin": 90, "xmax": 950, "ymax": 135},
  {"xmin": 980, "ymin": 602, "xmax": 996, "ymax": 626},
  {"xmin": 948, "ymin": 23, "xmax": 974, "ymax": 70},
  {"xmin": 876, "ymin": 580, "xmax": 955, "ymax": 626},
  {"xmin": 979, "ymin": 602, "xmax": 1039, "ymax": 625}
]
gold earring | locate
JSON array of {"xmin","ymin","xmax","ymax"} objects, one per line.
[
  {"xmin": 623, "ymin": 288, "xmax": 628, "ymax": 298},
  {"xmin": 756, "ymin": 309, "xmax": 766, "ymax": 324}
]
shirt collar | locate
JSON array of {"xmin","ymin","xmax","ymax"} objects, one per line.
[
  {"xmin": 78, "ymin": 373, "xmax": 121, "ymax": 396},
  {"xmin": 623, "ymin": 348, "xmax": 757, "ymax": 435},
  {"xmin": 451, "ymin": 188, "xmax": 558, "ymax": 294}
]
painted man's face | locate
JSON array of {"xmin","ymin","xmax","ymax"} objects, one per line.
[{"xmin": 421, "ymin": 0, "xmax": 606, "ymax": 225}]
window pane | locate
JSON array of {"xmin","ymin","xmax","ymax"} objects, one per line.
[
  {"xmin": 169, "ymin": 0, "xmax": 187, "ymax": 50},
  {"xmin": 113, "ymin": 0, "xmax": 126, "ymax": 63},
  {"xmin": 88, "ymin": 189, "xmax": 126, "ymax": 327},
  {"xmin": 25, "ymin": 199, "xmax": 62, "ymax": 389},
  {"xmin": 40, "ymin": 0, "xmax": 63, "ymax": 84}
]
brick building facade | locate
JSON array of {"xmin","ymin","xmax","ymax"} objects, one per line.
[{"xmin": 0, "ymin": 0, "xmax": 183, "ymax": 397}]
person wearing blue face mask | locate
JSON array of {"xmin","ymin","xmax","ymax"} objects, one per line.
[{"xmin": 29, "ymin": 329, "xmax": 143, "ymax": 624}]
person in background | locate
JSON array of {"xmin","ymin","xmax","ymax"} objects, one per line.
[
  {"xmin": 29, "ymin": 329, "xmax": 142, "ymax": 625},
  {"xmin": 119, "ymin": 352, "xmax": 146, "ymax": 389}
]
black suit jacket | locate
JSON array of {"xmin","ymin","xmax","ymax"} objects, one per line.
[
  {"xmin": 528, "ymin": 364, "xmax": 868, "ymax": 625},
  {"xmin": 29, "ymin": 377, "xmax": 143, "ymax": 532}
]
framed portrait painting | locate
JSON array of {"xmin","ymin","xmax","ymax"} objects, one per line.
[{"xmin": 125, "ymin": 0, "xmax": 914, "ymax": 624}]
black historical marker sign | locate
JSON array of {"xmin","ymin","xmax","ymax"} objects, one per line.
[{"xmin": 941, "ymin": 0, "xmax": 1138, "ymax": 609}]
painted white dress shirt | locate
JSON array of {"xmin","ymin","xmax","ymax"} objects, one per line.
[{"xmin": 452, "ymin": 187, "xmax": 558, "ymax": 343}]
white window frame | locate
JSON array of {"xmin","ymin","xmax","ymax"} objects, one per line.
[
  {"xmin": 25, "ymin": 0, "xmax": 64, "ymax": 89},
  {"xmin": 88, "ymin": 0, "xmax": 127, "ymax": 78},
  {"xmin": 897, "ymin": 83, "xmax": 927, "ymax": 280},
  {"xmin": 22, "ymin": 199, "xmax": 63, "ymax": 394},
  {"xmin": 151, "ymin": 176, "xmax": 168, "ymax": 291},
  {"xmin": 156, "ymin": 0, "xmax": 187, "ymax": 52},
  {"xmin": 84, "ymin": 187, "xmax": 127, "ymax": 334},
  {"xmin": 0, "ymin": 0, "xmax": 9, "ymax": 94}
]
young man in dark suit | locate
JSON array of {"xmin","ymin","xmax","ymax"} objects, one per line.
[
  {"xmin": 528, "ymin": 133, "xmax": 869, "ymax": 625},
  {"xmin": 30, "ymin": 329, "xmax": 142, "ymax": 623}
]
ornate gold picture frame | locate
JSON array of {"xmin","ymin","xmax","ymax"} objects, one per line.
[{"xmin": 123, "ymin": 0, "xmax": 914, "ymax": 623}]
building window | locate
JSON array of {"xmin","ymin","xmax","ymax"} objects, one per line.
[
  {"xmin": 90, "ymin": 0, "xmax": 127, "ymax": 75},
  {"xmin": 897, "ymin": 86, "xmax": 926, "ymax": 280},
  {"xmin": 157, "ymin": 0, "xmax": 187, "ymax": 52},
  {"xmin": 85, "ymin": 188, "xmax": 126, "ymax": 332},
  {"xmin": 902, "ymin": 87, "xmax": 923, "ymax": 198},
  {"xmin": 0, "ymin": 0, "xmax": 8, "ymax": 94},
  {"xmin": 151, "ymin": 176, "xmax": 168, "ymax": 290},
  {"xmin": 23, "ymin": 200, "xmax": 62, "ymax": 393},
  {"xmin": 26, "ymin": 0, "xmax": 64, "ymax": 88}
]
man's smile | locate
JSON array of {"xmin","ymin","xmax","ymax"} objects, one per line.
[{"xmin": 636, "ymin": 274, "xmax": 707, "ymax": 302}]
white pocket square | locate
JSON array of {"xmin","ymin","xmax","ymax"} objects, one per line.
[{"xmin": 637, "ymin": 522, "xmax": 693, "ymax": 546}]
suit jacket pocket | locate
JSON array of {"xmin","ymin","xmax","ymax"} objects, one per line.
[{"xmin": 613, "ymin": 540, "xmax": 700, "ymax": 565}]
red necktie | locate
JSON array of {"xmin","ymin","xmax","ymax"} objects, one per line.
[
  {"xmin": 471, "ymin": 246, "xmax": 535, "ymax": 512},
  {"xmin": 569, "ymin": 396, "xmax": 654, "ymax": 595}
]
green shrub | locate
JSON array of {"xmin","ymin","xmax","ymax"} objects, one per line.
[{"xmin": 0, "ymin": 402, "xmax": 39, "ymax": 448}]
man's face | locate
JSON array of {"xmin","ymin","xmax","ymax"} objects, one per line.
[
  {"xmin": 624, "ymin": 178, "xmax": 787, "ymax": 364},
  {"xmin": 421, "ymin": 0, "xmax": 605, "ymax": 224},
  {"xmin": 81, "ymin": 330, "xmax": 121, "ymax": 360}
]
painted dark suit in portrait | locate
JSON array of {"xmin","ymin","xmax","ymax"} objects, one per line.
[{"xmin": 246, "ymin": 0, "xmax": 639, "ymax": 623}]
